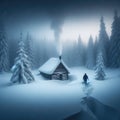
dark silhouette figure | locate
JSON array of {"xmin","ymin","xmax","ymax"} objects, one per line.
[{"xmin": 83, "ymin": 73, "xmax": 88, "ymax": 84}]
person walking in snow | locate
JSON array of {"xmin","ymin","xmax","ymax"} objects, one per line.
[{"xmin": 83, "ymin": 73, "xmax": 89, "ymax": 84}]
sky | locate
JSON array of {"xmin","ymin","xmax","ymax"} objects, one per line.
[{"xmin": 0, "ymin": 0, "xmax": 120, "ymax": 43}]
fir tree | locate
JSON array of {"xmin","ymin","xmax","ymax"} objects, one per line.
[
  {"xmin": 95, "ymin": 52, "xmax": 106, "ymax": 80},
  {"xmin": 98, "ymin": 16, "xmax": 109, "ymax": 67},
  {"xmin": 10, "ymin": 33, "xmax": 35, "ymax": 84},
  {"xmin": 86, "ymin": 35, "xmax": 95, "ymax": 69},
  {"xmin": 0, "ymin": 22, "xmax": 9, "ymax": 72},
  {"xmin": 109, "ymin": 11, "xmax": 120, "ymax": 68},
  {"xmin": 94, "ymin": 36, "xmax": 99, "ymax": 63},
  {"xmin": 77, "ymin": 35, "xmax": 85, "ymax": 66},
  {"xmin": 25, "ymin": 33, "xmax": 34, "ymax": 69}
]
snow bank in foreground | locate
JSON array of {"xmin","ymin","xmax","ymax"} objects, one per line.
[
  {"xmin": 0, "ymin": 67, "xmax": 120, "ymax": 120},
  {"xmin": 64, "ymin": 97, "xmax": 120, "ymax": 120}
]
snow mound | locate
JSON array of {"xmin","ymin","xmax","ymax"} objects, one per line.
[{"xmin": 64, "ymin": 96, "xmax": 120, "ymax": 120}]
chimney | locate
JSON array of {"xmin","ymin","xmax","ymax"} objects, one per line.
[{"xmin": 59, "ymin": 56, "xmax": 62, "ymax": 60}]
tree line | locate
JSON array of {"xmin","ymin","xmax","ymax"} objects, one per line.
[{"xmin": 0, "ymin": 11, "xmax": 120, "ymax": 74}]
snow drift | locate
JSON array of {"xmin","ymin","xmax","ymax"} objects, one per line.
[{"xmin": 64, "ymin": 96, "xmax": 120, "ymax": 120}]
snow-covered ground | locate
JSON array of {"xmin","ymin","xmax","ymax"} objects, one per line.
[{"xmin": 0, "ymin": 67, "xmax": 120, "ymax": 120}]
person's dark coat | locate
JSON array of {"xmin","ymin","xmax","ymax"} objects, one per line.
[{"xmin": 83, "ymin": 73, "xmax": 88, "ymax": 83}]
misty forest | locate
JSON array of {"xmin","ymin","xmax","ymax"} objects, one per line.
[
  {"xmin": 1, "ymin": 12, "xmax": 120, "ymax": 71},
  {"xmin": 1, "ymin": 12, "xmax": 120, "ymax": 77},
  {"xmin": 0, "ymin": 0, "xmax": 120, "ymax": 120}
]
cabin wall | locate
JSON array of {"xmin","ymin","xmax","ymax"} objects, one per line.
[
  {"xmin": 40, "ymin": 72, "xmax": 51, "ymax": 79},
  {"xmin": 40, "ymin": 72, "xmax": 68, "ymax": 80},
  {"xmin": 52, "ymin": 73, "xmax": 68, "ymax": 80}
]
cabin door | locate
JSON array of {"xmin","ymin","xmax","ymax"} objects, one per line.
[
  {"xmin": 59, "ymin": 74, "xmax": 63, "ymax": 80},
  {"xmin": 59, "ymin": 73, "xmax": 67, "ymax": 80}
]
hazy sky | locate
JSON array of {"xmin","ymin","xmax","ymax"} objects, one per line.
[{"xmin": 0, "ymin": 0, "xmax": 120, "ymax": 43}]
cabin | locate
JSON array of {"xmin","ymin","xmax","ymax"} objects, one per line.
[{"xmin": 39, "ymin": 57, "xmax": 70, "ymax": 80}]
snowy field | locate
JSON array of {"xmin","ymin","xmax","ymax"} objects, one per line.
[{"xmin": 0, "ymin": 67, "xmax": 120, "ymax": 120}]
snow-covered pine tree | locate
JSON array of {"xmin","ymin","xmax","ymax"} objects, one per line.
[
  {"xmin": 98, "ymin": 16, "xmax": 109, "ymax": 67},
  {"xmin": 0, "ymin": 21, "xmax": 9, "ymax": 72},
  {"xmin": 25, "ymin": 33, "xmax": 34, "ymax": 69},
  {"xmin": 86, "ymin": 35, "xmax": 95, "ymax": 69},
  {"xmin": 95, "ymin": 51, "xmax": 106, "ymax": 80},
  {"xmin": 109, "ymin": 11, "xmax": 120, "ymax": 68},
  {"xmin": 10, "ymin": 33, "xmax": 35, "ymax": 84}
]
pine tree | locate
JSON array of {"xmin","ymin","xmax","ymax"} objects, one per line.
[
  {"xmin": 95, "ymin": 52, "xmax": 106, "ymax": 80},
  {"xmin": 71, "ymin": 40, "xmax": 78, "ymax": 66},
  {"xmin": 0, "ymin": 22, "xmax": 9, "ymax": 72},
  {"xmin": 10, "ymin": 33, "xmax": 35, "ymax": 84},
  {"xmin": 109, "ymin": 11, "xmax": 120, "ymax": 68},
  {"xmin": 25, "ymin": 33, "xmax": 34, "ymax": 69},
  {"xmin": 77, "ymin": 35, "xmax": 85, "ymax": 66},
  {"xmin": 94, "ymin": 36, "xmax": 99, "ymax": 63},
  {"xmin": 86, "ymin": 35, "xmax": 95, "ymax": 69},
  {"xmin": 98, "ymin": 16, "xmax": 109, "ymax": 67}
]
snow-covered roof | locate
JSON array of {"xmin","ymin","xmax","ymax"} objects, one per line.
[{"xmin": 39, "ymin": 57, "xmax": 69, "ymax": 75}]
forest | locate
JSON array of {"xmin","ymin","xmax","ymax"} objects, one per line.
[{"xmin": 0, "ymin": 11, "xmax": 120, "ymax": 73}]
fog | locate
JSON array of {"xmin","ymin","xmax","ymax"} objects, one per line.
[
  {"xmin": 5, "ymin": 12, "xmax": 113, "ymax": 43},
  {"xmin": 1, "ymin": 0, "xmax": 119, "ymax": 43},
  {"xmin": 0, "ymin": 0, "xmax": 120, "ymax": 69}
]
